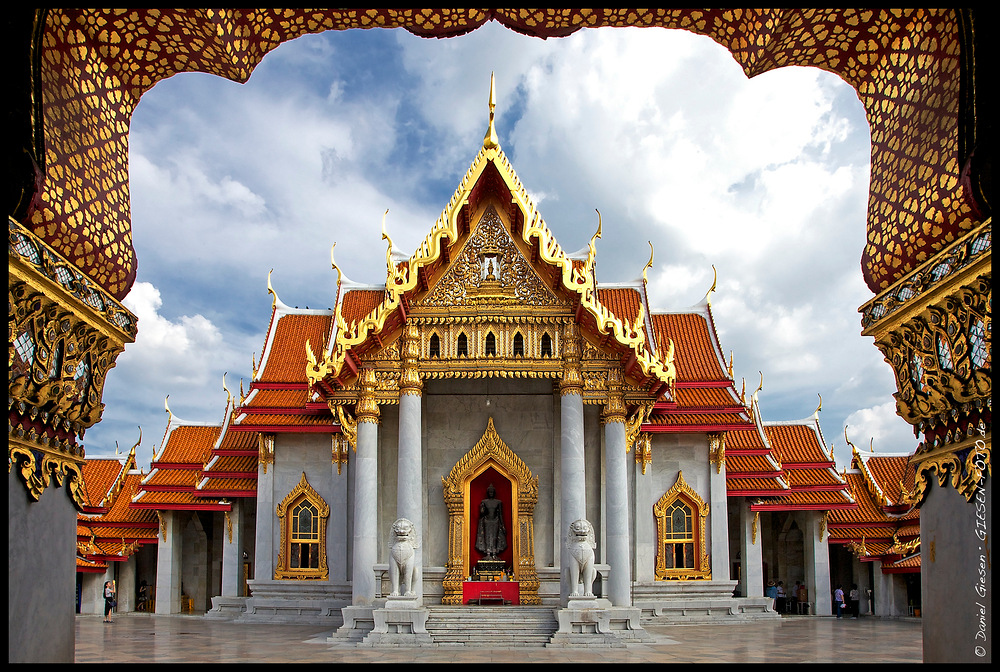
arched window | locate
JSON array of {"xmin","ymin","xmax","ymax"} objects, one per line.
[
  {"xmin": 485, "ymin": 332, "xmax": 497, "ymax": 356},
  {"xmin": 429, "ymin": 333, "xmax": 441, "ymax": 358},
  {"xmin": 654, "ymin": 471, "xmax": 711, "ymax": 580},
  {"xmin": 290, "ymin": 500, "xmax": 320, "ymax": 569},
  {"xmin": 275, "ymin": 473, "xmax": 329, "ymax": 580},
  {"xmin": 457, "ymin": 333, "xmax": 468, "ymax": 357},
  {"xmin": 513, "ymin": 332, "xmax": 524, "ymax": 357},
  {"xmin": 540, "ymin": 332, "xmax": 552, "ymax": 358}
]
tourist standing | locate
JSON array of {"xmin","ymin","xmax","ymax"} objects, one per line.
[
  {"xmin": 777, "ymin": 581, "xmax": 786, "ymax": 613},
  {"xmin": 849, "ymin": 584, "xmax": 860, "ymax": 619},
  {"xmin": 789, "ymin": 581, "xmax": 800, "ymax": 615},
  {"xmin": 103, "ymin": 581, "xmax": 116, "ymax": 623},
  {"xmin": 834, "ymin": 585, "xmax": 845, "ymax": 618}
]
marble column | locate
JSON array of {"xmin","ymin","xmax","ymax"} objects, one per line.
[
  {"xmin": 155, "ymin": 510, "xmax": 184, "ymax": 614},
  {"xmin": 254, "ymin": 433, "xmax": 275, "ymax": 583},
  {"xmin": 397, "ymin": 323, "xmax": 424, "ymax": 601},
  {"xmin": 803, "ymin": 511, "xmax": 832, "ymax": 616},
  {"xmin": 352, "ymin": 368, "xmax": 380, "ymax": 605},
  {"xmin": 739, "ymin": 501, "xmax": 764, "ymax": 598},
  {"xmin": 602, "ymin": 376, "xmax": 631, "ymax": 607},
  {"xmin": 221, "ymin": 498, "xmax": 244, "ymax": 597},
  {"xmin": 559, "ymin": 323, "xmax": 586, "ymax": 604},
  {"xmin": 708, "ymin": 433, "xmax": 731, "ymax": 580}
]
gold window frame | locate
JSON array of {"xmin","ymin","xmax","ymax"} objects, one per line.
[
  {"xmin": 275, "ymin": 472, "xmax": 330, "ymax": 580},
  {"xmin": 654, "ymin": 471, "xmax": 711, "ymax": 580}
]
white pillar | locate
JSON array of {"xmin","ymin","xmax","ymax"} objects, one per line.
[
  {"xmin": 603, "ymin": 417, "xmax": 631, "ymax": 605},
  {"xmin": 708, "ymin": 433, "xmax": 730, "ymax": 580},
  {"xmin": 221, "ymin": 498, "xmax": 244, "ymax": 596},
  {"xmin": 254, "ymin": 434, "xmax": 275, "ymax": 583},
  {"xmin": 803, "ymin": 511, "xmax": 832, "ymax": 616},
  {"xmin": 739, "ymin": 501, "xmax": 763, "ymax": 598},
  {"xmin": 559, "ymin": 389, "xmax": 586, "ymax": 603},
  {"xmin": 352, "ymin": 370, "xmax": 380, "ymax": 606},
  {"xmin": 397, "ymin": 389, "xmax": 423, "ymax": 601},
  {"xmin": 155, "ymin": 510, "xmax": 184, "ymax": 614}
]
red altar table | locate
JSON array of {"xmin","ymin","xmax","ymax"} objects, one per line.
[{"xmin": 462, "ymin": 581, "xmax": 520, "ymax": 605}]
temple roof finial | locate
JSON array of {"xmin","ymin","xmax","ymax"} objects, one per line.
[{"xmin": 483, "ymin": 72, "xmax": 499, "ymax": 150}]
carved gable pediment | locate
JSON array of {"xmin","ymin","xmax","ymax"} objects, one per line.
[{"xmin": 416, "ymin": 206, "xmax": 565, "ymax": 309}]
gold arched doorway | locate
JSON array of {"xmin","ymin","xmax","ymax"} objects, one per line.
[{"xmin": 441, "ymin": 418, "xmax": 540, "ymax": 605}]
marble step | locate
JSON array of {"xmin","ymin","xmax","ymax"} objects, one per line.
[{"xmin": 425, "ymin": 606, "xmax": 558, "ymax": 646}]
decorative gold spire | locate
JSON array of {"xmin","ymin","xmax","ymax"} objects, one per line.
[
  {"xmin": 330, "ymin": 243, "xmax": 342, "ymax": 287},
  {"xmin": 164, "ymin": 395, "xmax": 173, "ymax": 424},
  {"xmin": 813, "ymin": 393, "xmax": 823, "ymax": 417},
  {"xmin": 642, "ymin": 241, "xmax": 654, "ymax": 284},
  {"xmin": 483, "ymin": 72, "xmax": 499, "ymax": 149},
  {"xmin": 704, "ymin": 264, "xmax": 718, "ymax": 305},
  {"xmin": 267, "ymin": 269, "xmax": 278, "ymax": 309}
]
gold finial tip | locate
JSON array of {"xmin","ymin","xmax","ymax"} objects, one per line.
[{"xmin": 483, "ymin": 72, "xmax": 499, "ymax": 149}]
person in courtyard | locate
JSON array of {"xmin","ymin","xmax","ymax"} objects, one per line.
[
  {"xmin": 103, "ymin": 581, "xmax": 116, "ymax": 623},
  {"xmin": 777, "ymin": 581, "xmax": 786, "ymax": 613},
  {"xmin": 849, "ymin": 584, "xmax": 860, "ymax": 619},
  {"xmin": 834, "ymin": 584, "xmax": 845, "ymax": 618}
]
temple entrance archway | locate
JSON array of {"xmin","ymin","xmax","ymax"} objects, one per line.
[{"xmin": 440, "ymin": 418, "xmax": 540, "ymax": 605}]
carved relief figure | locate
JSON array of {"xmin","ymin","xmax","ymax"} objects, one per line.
[
  {"xmin": 389, "ymin": 518, "xmax": 419, "ymax": 597},
  {"xmin": 475, "ymin": 483, "xmax": 507, "ymax": 559},
  {"xmin": 567, "ymin": 519, "xmax": 597, "ymax": 597}
]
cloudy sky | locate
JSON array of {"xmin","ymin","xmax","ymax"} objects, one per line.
[{"xmin": 84, "ymin": 23, "xmax": 916, "ymax": 467}]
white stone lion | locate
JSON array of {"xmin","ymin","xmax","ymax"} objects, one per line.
[
  {"xmin": 389, "ymin": 517, "xmax": 419, "ymax": 597},
  {"xmin": 566, "ymin": 519, "xmax": 597, "ymax": 597}
]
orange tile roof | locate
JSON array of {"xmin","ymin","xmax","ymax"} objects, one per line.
[
  {"xmin": 725, "ymin": 426, "xmax": 770, "ymax": 452},
  {"xmin": 242, "ymin": 388, "xmax": 310, "ymax": 409},
  {"xmin": 726, "ymin": 453, "xmax": 782, "ymax": 475},
  {"xmin": 651, "ymin": 312, "xmax": 729, "ymax": 382},
  {"xmin": 132, "ymin": 490, "xmax": 210, "ymax": 506},
  {"xmin": 755, "ymin": 489, "xmax": 854, "ymax": 508},
  {"xmin": 259, "ymin": 313, "xmax": 334, "ymax": 384},
  {"xmin": 647, "ymin": 411, "xmax": 749, "ymax": 427},
  {"xmin": 727, "ymin": 477, "xmax": 789, "ymax": 493},
  {"xmin": 204, "ymin": 454, "xmax": 258, "ymax": 473},
  {"xmin": 155, "ymin": 425, "xmax": 220, "ymax": 465},
  {"xmin": 216, "ymin": 427, "xmax": 259, "ymax": 451},
  {"xmin": 79, "ymin": 458, "xmax": 124, "ymax": 508},
  {"xmin": 671, "ymin": 386, "xmax": 742, "ymax": 408},
  {"xmin": 236, "ymin": 413, "xmax": 339, "ymax": 428},
  {"xmin": 198, "ymin": 477, "xmax": 257, "ymax": 493},
  {"xmin": 341, "ymin": 289, "xmax": 386, "ymax": 324},
  {"xmin": 597, "ymin": 287, "xmax": 642, "ymax": 328},
  {"xmin": 764, "ymin": 422, "xmax": 832, "ymax": 464}
]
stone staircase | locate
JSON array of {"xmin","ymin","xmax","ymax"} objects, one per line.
[{"xmin": 424, "ymin": 605, "xmax": 558, "ymax": 647}]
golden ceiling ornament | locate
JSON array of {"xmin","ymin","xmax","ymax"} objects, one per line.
[
  {"xmin": 258, "ymin": 432, "xmax": 275, "ymax": 474},
  {"xmin": 335, "ymin": 405, "xmax": 357, "ymax": 452},
  {"xmin": 440, "ymin": 417, "xmax": 540, "ymax": 605},
  {"xmin": 625, "ymin": 404, "xmax": 654, "ymax": 453},
  {"xmin": 709, "ymin": 432, "xmax": 727, "ymax": 474},
  {"xmin": 635, "ymin": 432, "xmax": 653, "ymax": 475},
  {"xmin": 904, "ymin": 437, "xmax": 991, "ymax": 507}
]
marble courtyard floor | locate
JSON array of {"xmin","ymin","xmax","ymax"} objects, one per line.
[{"xmin": 75, "ymin": 612, "xmax": 922, "ymax": 664}]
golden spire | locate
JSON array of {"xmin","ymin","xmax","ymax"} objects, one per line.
[
  {"xmin": 267, "ymin": 269, "xmax": 278, "ymax": 309},
  {"xmin": 330, "ymin": 243, "xmax": 342, "ymax": 288},
  {"xmin": 642, "ymin": 241, "xmax": 654, "ymax": 285},
  {"xmin": 813, "ymin": 393, "xmax": 823, "ymax": 417},
  {"xmin": 164, "ymin": 395, "xmax": 173, "ymax": 424},
  {"xmin": 483, "ymin": 72, "xmax": 499, "ymax": 150},
  {"xmin": 381, "ymin": 209, "xmax": 394, "ymax": 282},
  {"xmin": 704, "ymin": 265, "xmax": 718, "ymax": 305}
]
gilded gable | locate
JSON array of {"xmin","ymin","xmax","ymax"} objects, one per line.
[{"xmin": 417, "ymin": 206, "xmax": 564, "ymax": 309}]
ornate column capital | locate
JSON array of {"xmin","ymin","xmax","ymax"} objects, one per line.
[
  {"xmin": 356, "ymin": 366, "xmax": 381, "ymax": 424},
  {"xmin": 559, "ymin": 322, "xmax": 583, "ymax": 396},
  {"xmin": 601, "ymin": 365, "xmax": 627, "ymax": 424},
  {"xmin": 399, "ymin": 322, "xmax": 423, "ymax": 396}
]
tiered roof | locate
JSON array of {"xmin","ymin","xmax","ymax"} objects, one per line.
[
  {"xmin": 132, "ymin": 410, "xmax": 229, "ymax": 512},
  {"xmin": 76, "ymin": 445, "xmax": 158, "ymax": 572},
  {"xmin": 234, "ymin": 293, "xmax": 338, "ymax": 434},
  {"xmin": 828, "ymin": 449, "xmax": 920, "ymax": 573},
  {"xmin": 749, "ymin": 414, "xmax": 854, "ymax": 511}
]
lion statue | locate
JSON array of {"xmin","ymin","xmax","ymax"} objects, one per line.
[
  {"xmin": 389, "ymin": 517, "xmax": 419, "ymax": 597},
  {"xmin": 566, "ymin": 519, "xmax": 597, "ymax": 597}
]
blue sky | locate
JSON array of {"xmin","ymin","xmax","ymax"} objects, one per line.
[{"xmin": 85, "ymin": 23, "xmax": 915, "ymax": 467}]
